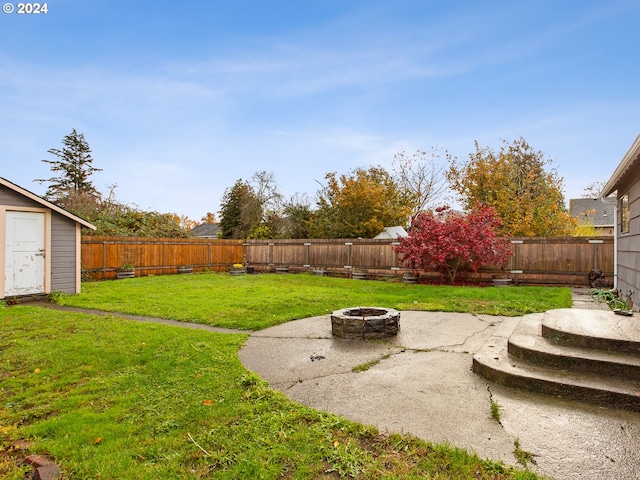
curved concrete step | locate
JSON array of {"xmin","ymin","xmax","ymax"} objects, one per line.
[
  {"xmin": 473, "ymin": 339, "xmax": 640, "ymax": 412},
  {"xmin": 541, "ymin": 308, "xmax": 640, "ymax": 355},
  {"xmin": 508, "ymin": 315, "xmax": 640, "ymax": 381}
]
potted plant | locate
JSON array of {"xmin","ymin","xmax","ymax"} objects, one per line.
[
  {"xmin": 402, "ymin": 270, "xmax": 420, "ymax": 284},
  {"xmin": 351, "ymin": 268, "xmax": 367, "ymax": 280},
  {"xmin": 491, "ymin": 271, "xmax": 512, "ymax": 287},
  {"xmin": 116, "ymin": 263, "xmax": 135, "ymax": 279},
  {"xmin": 229, "ymin": 263, "xmax": 246, "ymax": 276}
]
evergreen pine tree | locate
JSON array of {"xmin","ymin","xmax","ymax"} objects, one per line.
[{"xmin": 36, "ymin": 129, "xmax": 102, "ymax": 205}]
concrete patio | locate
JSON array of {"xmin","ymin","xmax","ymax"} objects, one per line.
[{"xmin": 239, "ymin": 291, "xmax": 640, "ymax": 480}]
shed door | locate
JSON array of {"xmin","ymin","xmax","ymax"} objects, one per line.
[{"xmin": 5, "ymin": 211, "xmax": 46, "ymax": 296}]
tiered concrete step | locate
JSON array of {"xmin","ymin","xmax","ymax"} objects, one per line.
[
  {"xmin": 541, "ymin": 308, "xmax": 640, "ymax": 355},
  {"xmin": 473, "ymin": 309, "xmax": 640, "ymax": 412},
  {"xmin": 510, "ymin": 314, "xmax": 640, "ymax": 381}
]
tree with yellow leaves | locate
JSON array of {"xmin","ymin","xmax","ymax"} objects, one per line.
[
  {"xmin": 309, "ymin": 166, "xmax": 412, "ymax": 238},
  {"xmin": 446, "ymin": 138, "xmax": 576, "ymax": 236}
]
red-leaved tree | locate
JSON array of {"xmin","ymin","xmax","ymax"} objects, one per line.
[{"xmin": 394, "ymin": 204, "xmax": 511, "ymax": 284}]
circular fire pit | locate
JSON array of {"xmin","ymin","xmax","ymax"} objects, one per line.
[{"xmin": 331, "ymin": 307, "xmax": 400, "ymax": 340}]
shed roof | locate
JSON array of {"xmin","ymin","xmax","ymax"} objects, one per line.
[
  {"xmin": 601, "ymin": 134, "xmax": 640, "ymax": 197},
  {"xmin": 0, "ymin": 177, "xmax": 97, "ymax": 230}
]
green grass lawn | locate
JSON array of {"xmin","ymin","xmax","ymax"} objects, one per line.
[
  {"xmin": 56, "ymin": 272, "xmax": 572, "ymax": 330},
  {"xmin": 1, "ymin": 273, "xmax": 565, "ymax": 479}
]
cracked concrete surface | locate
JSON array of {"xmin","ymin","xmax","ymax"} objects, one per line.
[{"xmin": 239, "ymin": 311, "xmax": 640, "ymax": 480}]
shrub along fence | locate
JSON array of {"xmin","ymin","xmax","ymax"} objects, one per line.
[{"xmin": 82, "ymin": 235, "xmax": 613, "ymax": 286}]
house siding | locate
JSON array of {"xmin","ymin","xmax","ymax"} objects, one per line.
[{"xmin": 617, "ymin": 178, "xmax": 640, "ymax": 307}]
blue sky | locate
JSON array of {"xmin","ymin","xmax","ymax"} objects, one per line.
[{"xmin": 1, "ymin": 0, "xmax": 638, "ymax": 221}]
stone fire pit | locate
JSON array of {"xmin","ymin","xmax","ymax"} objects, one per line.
[{"xmin": 331, "ymin": 307, "xmax": 400, "ymax": 340}]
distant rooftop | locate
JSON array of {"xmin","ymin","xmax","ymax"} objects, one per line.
[
  {"xmin": 374, "ymin": 226, "xmax": 408, "ymax": 239},
  {"xmin": 190, "ymin": 223, "xmax": 220, "ymax": 238},
  {"xmin": 569, "ymin": 197, "xmax": 615, "ymax": 226}
]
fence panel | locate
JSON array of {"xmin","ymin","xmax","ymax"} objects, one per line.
[
  {"xmin": 273, "ymin": 243, "xmax": 305, "ymax": 266},
  {"xmin": 81, "ymin": 236, "xmax": 245, "ymax": 279},
  {"xmin": 307, "ymin": 241, "xmax": 348, "ymax": 268},
  {"xmin": 350, "ymin": 241, "xmax": 398, "ymax": 269}
]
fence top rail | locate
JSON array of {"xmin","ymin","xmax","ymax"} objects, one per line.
[
  {"xmin": 243, "ymin": 238, "xmax": 396, "ymax": 244},
  {"xmin": 242, "ymin": 236, "xmax": 614, "ymax": 245},
  {"xmin": 82, "ymin": 236, "xmax": 245, "ymax": 245},
  {"xmin": 506, "ymin": 236, "xmax": 614, "ymax": 244},
  {"xmin": 82, "ymin": 235, "xmax": 613, "ymax": 245}
]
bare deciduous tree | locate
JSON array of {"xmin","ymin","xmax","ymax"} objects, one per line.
[
  {"xmin": 581, "ymin": 181, "xmax": 613, "ymax": 198},
  {"xmin": 251, "ymin": 170, "xmax": 283, "ymax": 212},
  {"xmin": 391, "ymin": 147, "xmax": 450, "ymax": 219}
]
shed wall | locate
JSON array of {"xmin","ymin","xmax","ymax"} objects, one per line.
[
  {"xmin": 50, "ymin": 214, "xmax": 79, "ymax": 294},
  {"xmin": 0, "ymin": 184, "xmax": 36, "ymax": 207}
]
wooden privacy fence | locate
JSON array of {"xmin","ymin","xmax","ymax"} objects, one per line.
[
  {"xmin": 81, "ymin": 236, "xmax": 245, "ymax": 279},
  {"xmin": 242, "ymin": 236, "xmax": 614, "ymax": 286},
  {"xmin": 81, "ymin": 235, "xmax": 614, "ymax": 286}
]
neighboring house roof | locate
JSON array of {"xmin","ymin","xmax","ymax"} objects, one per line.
[
  {"xmin": 569, "ymin": 198, "xmax": 616, "ymax": 227},
  {"xmin": 374, "ymin": 226, "xmax": 408, "ymax": 239},
  {"xmin": 0, "ymin": 177, "xmax": 96, "ymax": 230},
  {"xmin": 190, "ymin": 223, "xmax": 220, "ymax": 238},
  {"xmin": 602, "ymin": 133, "xmax": 640, "ymax": 197}
]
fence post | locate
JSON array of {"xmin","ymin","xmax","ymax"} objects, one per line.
[
  {"xmin": 391, "ymin": 242, "xmax": 401, "ymax": 273},
  {"xmin": 268, "ymin": 242, "xmax": 274, "ymax": 266},
  {"xmin": 102, "ymin": 241, "xmax": 107, "ymax": 279},
  {"xmin": 345, "ymin": 242, "xmax": 352, "ymax": 269},
  {"xmin": 163, "ymin": 241, "xmax": 167, "ymax": 273},
  {"xmin": 304, "ymin": 243, "xmax": 311, "ymax": 268},
  {"xmin": 242, "ymin": 243, "xmax": 249, "ymax": 266},
  {"xmin": 588, "ymin": 239, "xmax": 603, "ymax": 270},
  {"xmin": 510, "ymin": 240, "xmax": 523, "ymax": 285}
]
